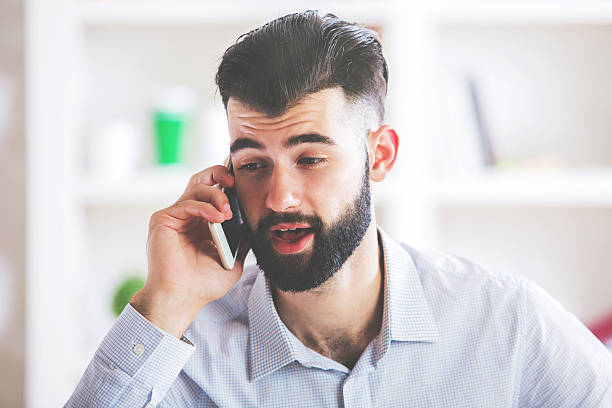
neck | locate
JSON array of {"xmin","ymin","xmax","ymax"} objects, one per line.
[{"xmin": 273, "ymin": 224, "xmax": 384, "ymax": 369}]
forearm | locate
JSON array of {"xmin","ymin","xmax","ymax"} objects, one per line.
[{"xmin": 65, "ymin": 304, "xmax": 195, "ymax": 407}]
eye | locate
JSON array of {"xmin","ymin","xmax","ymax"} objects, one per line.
[
  {"xmin": 237, "ymin": 162, "xmax": 265, "ymax": 172},
  {"xmin": 298, "ymin": 157, "xmax": 327, "ymax": 167}
]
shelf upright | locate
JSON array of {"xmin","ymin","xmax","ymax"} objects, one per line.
[
  {"xmin": 371, "ymin": 3, "xmax": 440, "ymax": 249},
  {"xmin": 26, "ymin": 0, "xmax": 88, "ymax": 406}
]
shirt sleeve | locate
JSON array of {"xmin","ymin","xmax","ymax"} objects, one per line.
[
  {"xmin": 518, "ymin": 279, "xmax": 612, "ymax": 407},
  {"xmin": 64, "ymin": 303, "xmax": 196, "ymax": 407}
]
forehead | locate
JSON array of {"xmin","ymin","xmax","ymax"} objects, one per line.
[{"xmin": 226, "ymin": 88, "xmax": 352, "ymax": 143}]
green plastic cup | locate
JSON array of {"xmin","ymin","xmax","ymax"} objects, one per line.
[{"xmin": 154, "ymin": 111, "xmax": 186, "ymax": 164}]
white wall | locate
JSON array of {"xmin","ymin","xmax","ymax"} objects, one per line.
[{"xmin": 0, "ymin": 0, "xmax": 25, "ymax": 406}]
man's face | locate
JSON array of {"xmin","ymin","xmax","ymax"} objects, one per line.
[{"xmin": 227, "ymin": 88, "xmax": 372, "ymax": 292}]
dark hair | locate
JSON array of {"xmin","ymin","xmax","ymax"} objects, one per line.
[{"xmin": 215, "ymin": 10, "xmax": 388, "ymax": 125}]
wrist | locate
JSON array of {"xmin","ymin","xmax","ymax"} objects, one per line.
[{"xmin": 130, "ymin": 288, "xmax": 203, "ymax": 338}]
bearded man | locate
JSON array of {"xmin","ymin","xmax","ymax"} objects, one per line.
[{"xmin": 67, "ymin": 11, "xmax": 612, "ymax": 407}]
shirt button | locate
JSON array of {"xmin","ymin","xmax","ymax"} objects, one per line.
[{"xmin": 132, "ymin": 343, "xmax": 145, "ymax": 356}]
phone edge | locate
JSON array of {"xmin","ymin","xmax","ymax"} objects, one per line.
[{"xmin": 208, "ymin": 221, "xmax": 237, "ymax": 270}]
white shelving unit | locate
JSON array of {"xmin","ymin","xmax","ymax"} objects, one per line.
[
  {"xmin": 424, "ymin": 2, "xmax": 612, "ymax": 330},
  {"xmin": 26, "ymin": 1, "xmax": 612, "ymax": 407}
]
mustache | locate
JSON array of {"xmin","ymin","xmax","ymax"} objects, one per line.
[{"xmin": 255, "ymin": 211, "xmax": 324, "ymax": 233}]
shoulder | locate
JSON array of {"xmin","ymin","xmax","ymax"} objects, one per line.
[
  {"xmin": 393, "ymin": 241, "xmax": 612, "ymax": 404},
  {"xmin": 401, "ymin": 243, "xmax": 574, "ymax": 324},
  {"xmin": 400, "ymin": 242, "xmax": 610, "ymax": 359},
  {"xmin": 402, "ymin": 243, "xmax": 527, "ymax": 299},
  {"xmin": 396, "ymin": 242, "xmax": 543, "ymax": 348}
]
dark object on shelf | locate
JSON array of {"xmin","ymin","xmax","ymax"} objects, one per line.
[
  {"xmin": 467, "ymin": 78, "xmax": 496, "ymax": 167},
  {"xmin": 112, "ymin": 275, "xmax": 145, "ymax": 317}
]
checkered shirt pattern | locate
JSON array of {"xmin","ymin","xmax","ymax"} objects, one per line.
[{"xmin": 66, "ymin": 229, "xmax": 612, "ymax": 407}]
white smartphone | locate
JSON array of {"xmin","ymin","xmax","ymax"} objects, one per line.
[{"xmin": 208, "ymin": 159, "xmax": 245, "ymax": 270}]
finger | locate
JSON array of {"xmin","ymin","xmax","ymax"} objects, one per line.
[
  {"xmin": 186, "ymin": 165, "xmax": 234, "ymax": 191},
  {"xmin": 179, "ymin": 184, "xmax": 233, "ymax": 218},
  {"xmin": 163, "ymin": 200, "xmax": 226, "ymax": 226},
  {"xmin": 179, "ymin": 184, "xmax": 232, "ymax": 219}
]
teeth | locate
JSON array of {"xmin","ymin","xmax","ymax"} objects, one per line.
[{"xmin": 279, "ymin": 228, "xmax": 298, "ymax": 231}]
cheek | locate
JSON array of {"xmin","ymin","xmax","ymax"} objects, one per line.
[
  {"xmin": 329, "ymin": 154, "xmax": 365, "ymax": 188},
  {"xmin": 303, "ymin": 172, "xmax": 340, "ymax": 201},
  {"xmin": 305, "ymin": 162, "xmax": 363, "ymax": 213}
]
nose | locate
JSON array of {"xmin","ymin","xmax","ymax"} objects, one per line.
[{"xmin": 264, "ymin": 165, "xmax": 301, "ymax": 213}]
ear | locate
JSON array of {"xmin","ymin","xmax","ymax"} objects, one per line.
[{"xmin": 366, "ymin": 125, "xmax": 399, "ymax": 182}]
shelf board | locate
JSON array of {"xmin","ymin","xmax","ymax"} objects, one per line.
[
  {"xmin": 78, "ymin": 0, "xmax": 393, "ymax": 27},
  {"xmin": 82, "ymin": 167, "xmax": 402, "ymax": 207},
  {"xmin": 433, "ymin": 168, "xmax": 612, "ymax": 207},
  {"xmin": 79, "ymin": 167, "xmax": 612, "ymax": 208},
  {"xmin": 79, "ymin": 166, "xmax": 199, "ymax": 206}
]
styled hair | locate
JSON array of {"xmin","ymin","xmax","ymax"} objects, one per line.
[{"xmin": 215, "ymin": 10, "xmax": 388, "ymax": 126}]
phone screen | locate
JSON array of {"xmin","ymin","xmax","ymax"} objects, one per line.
[{"xmin": 221, "ymin": 186, "xmax": 244, "ymax": 256}]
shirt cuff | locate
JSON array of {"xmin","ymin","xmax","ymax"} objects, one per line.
[{"xmin": 98, "ymin": 303, "xmax": 195, "ymax": 396}]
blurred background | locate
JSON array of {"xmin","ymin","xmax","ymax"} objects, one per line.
[{"xmin": 2, "ymin": 0, "xmax": 612, "ymax": 406}]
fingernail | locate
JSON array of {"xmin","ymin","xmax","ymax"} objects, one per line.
[{"xmin": 224, "ymin": 203, "xmax": 232, "ymax": 217}]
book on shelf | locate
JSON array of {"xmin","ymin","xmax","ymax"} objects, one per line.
[
  {"xmin": 437, "ymin": 73, "xmax": 497, "ymax": 175},
  {"xmin": 467, "ymin": 78, "xmax": 496, "ymax": 167}
]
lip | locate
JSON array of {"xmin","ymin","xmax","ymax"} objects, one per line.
[
  {"xmin": 269, "ymin": 223, "xmax": 311, "ymax": 231},
  {"xmin": 269, "ymin": 225, "xmax": 314, "ymax": 254}
]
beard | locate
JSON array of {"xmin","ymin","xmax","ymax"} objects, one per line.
[{"xmin": 247, "ymin": 159, "xmax": 372, "ymax": 293}]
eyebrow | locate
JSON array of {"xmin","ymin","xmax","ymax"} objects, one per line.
[
  {"xmin": 230, "ymin": 133, "xmax": 336, "ymax": 153},
  {"xmin": 229, "ymin": 138, "xmax": 264, "ymax": 153},
  {"xmin": 284, "ymin": 133, "xmax": 336, "ymax": 148}
]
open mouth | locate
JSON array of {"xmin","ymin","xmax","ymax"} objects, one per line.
[
  {"xmin": 269, "ymin": 224, "xmax": 314, "ymax": 253},
  {"xmin": 272, "ymin": 227, "xmax": 312, "ymax": 242}
]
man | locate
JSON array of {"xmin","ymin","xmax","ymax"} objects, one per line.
[{"xmin": 67, "ymin": 11, "xmax": 612, "ymax": 407}]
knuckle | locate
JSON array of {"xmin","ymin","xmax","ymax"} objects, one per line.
[
  {"xmin": 149, "ymin": 210, "xmax": 162, "ymax": 227},
  {"xmin": 188, "ymin": 173, "xmax": 201, "ymax": 186}
]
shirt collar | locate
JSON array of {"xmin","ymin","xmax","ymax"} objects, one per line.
[
  {"xmin": 374, "ymin": 228, "xmax": 440, "ymax": 362},
  {"xmin": 247, "ymin": 227, "xmax": 440, "ymax": 381}
]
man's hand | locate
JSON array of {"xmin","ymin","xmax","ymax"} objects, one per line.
[{"xmin": 130, "ymin": 165, "xmax": 250, "ymax": 338}]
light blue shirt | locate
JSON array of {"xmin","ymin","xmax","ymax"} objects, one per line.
[{"xmin": 66, "ymin": 229, "xmax": 612, "ymax": 407}]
